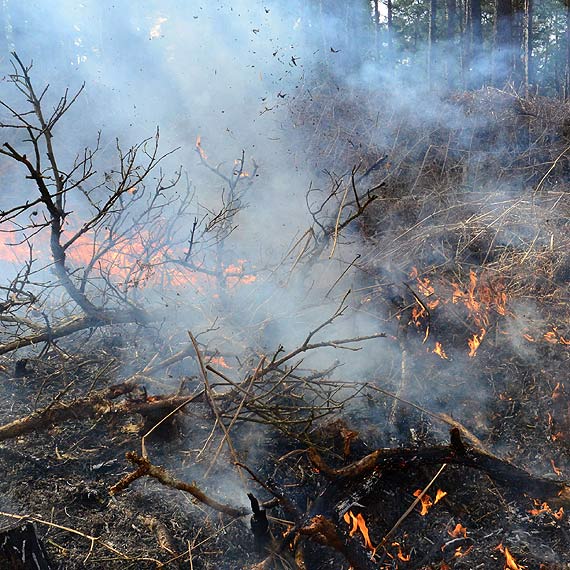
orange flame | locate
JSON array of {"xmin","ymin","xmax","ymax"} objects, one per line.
[
  {"xmin": 495, "ymin": 543, "xmax": 525, "ymax": 570},
  {"xmin": 468, "ymin": 329, "xmax": 486, "ymax": 357},
  {"xmin": 448, "ymin": 523, "xmax": 467, "ymax": 538},
  {"xmin": 413, "ymin": 489, "xmax": 433, "ymax": 516},
  {"xmin": 233, "ymin": 159, "xmax": 250, "ymax": 178},
  {"xmin": 544, "ymin": 327, "xmax": 570, "ymax": 346},
  {"xmin": 528, "ymin": 499, "xmax": 564, "ymax": 520},
  {"xmin": 433, "ymin": 342, "xmax": 449, "ymax": 359},
  {"xmin": 391, "ymin": 541, "xmax": 411, "ymax": 562},
  {"xmin": 454, "ymin": 545, "xmax": 473, "ymax": 558},
  {"xmin": 343, "ymin": 511, "xmax": 375, "ymax": 553},
  {"xmin": 210, "ymin": 356, "xmax": 230, "ymax": 369},
  {"xmin": 434, "ymin": 489, "xmax": 447, "ymax": 504}
]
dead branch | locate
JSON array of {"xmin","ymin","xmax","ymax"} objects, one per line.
[
  {"xmin": 308, "ymin": 428, "xmax": 570, "ymax": 502},
  {"xmin": 0, "ymin": 383, "xmax": 198, "ymax": 443},
  {"xmin": 109, "ymin": 451, "xmax": 248, "ymax": 518}
]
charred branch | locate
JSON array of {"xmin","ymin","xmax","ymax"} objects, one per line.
[{"xmin": 308, "ymin": 429, "xmax": 570, "ymax": 502}]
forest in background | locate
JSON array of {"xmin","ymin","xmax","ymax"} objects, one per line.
[{"xmin": 298, "ymin": 0, "xmax": 570, "ymax": 96}]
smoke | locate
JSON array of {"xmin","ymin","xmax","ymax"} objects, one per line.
[{"xmin": 1, "ymin": 2, "xmax": 568, "ymax": 465}]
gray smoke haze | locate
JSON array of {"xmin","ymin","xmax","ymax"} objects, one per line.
[{"xmin": 1, "ymin": 1, "xmax": 566, "ymax": 437}]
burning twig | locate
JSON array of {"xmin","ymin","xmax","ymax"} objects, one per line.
[{"xmin": 109, "ymin": 451, "xmax": 248, "ymax": 518}]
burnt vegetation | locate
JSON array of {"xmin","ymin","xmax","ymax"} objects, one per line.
[{"xmin": 0, "ymin": 2, "xmax": 570, "ymax": 570}]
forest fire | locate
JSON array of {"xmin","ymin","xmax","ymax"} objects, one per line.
[
  {"xmin": 468, "ymin": 329, "xmax": 486, "ymax": 358},
  {"xmin": 195, "ymin": 135, "xmax": 208, "ymax": 160},
  {"xmin": 432, "ymin": 341, "xmax": 448, "ymax": 359},
  {"xmin": 448, "ymin": 523, "xmax": 467, "ymax": 538},
  {"xmin": 391, "ymin": 541, "xmax": 411, "ymax": 562},
  {"xmin": 1, "ymin": 2, "xmax": 570, "ymax": 569}
]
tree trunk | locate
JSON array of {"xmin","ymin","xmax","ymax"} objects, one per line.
[
  {"xmin": 447, "ymin": 0, "xmax": 458, "ymax": 87},
  {"xmin": 373, "ymin": 0, "xmax": 380, "ymax": 61},
  {"xmin": 495, "ymin": 0, "xmax": 514, "ymax": 85},
  {"xmin": 523, "ymin": 0, "xmax": 533, "ymax": 96},
  {"xmin": 387, "ymin": 0, "xmax": 394, "ymax": 62},
  {"xmin": 471, "ymin": 0, "xmax": 483, "ymax": 46},
  {"xmin": 428, "ymin": 0, "xmax": 438, "ymax": 88},
  {"xmin": 469, "ymin": 0, "xmax": 483, "ymax": 87},
  {"xmin": 566, "ymin": 0, "xmax": 570, "ymax": 98}
]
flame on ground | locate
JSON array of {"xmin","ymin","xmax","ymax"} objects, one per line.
[
  {"xmin": 343, "ymin": 511, "xmax": 375, "ymax": 553},
  {"xmin": 209, "ymin": 356, "xmax": 230, "ymax": 369},
  {"xmin": 434, "ymin": 489, "xmax": 447, "ymax": 503},
  {"xmin": 391, "ymin": 541, "xmax": 411, "ymax": 562},
  {"xmin": 496, "ymin": 543, "xmax": 525, "ymax": 570},
  {"xmin": 453, "ymin": 545, "xmax": 473, "ymax": 558},
  {"xmin": 448, "ymin": 523, "xmax": 467, "ymax": 538},
  {"xmin": 528, "ymin": 499, "xmax": 564, "ymax": 520},
  {"xmin": 413, "ymin": 489, "xmax": 433, "ymax": 516},
  {"xmin": 468, "ymin": 329, "xmax": 486, "ymax": 358},
  {"xmin": 433, "ymin": 341, "xmax": 449, "ymax": 360}
]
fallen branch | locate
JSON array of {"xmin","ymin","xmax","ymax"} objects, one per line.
[
  {"xmin": 0, "ymin": 383, "xmax": 198, "ymax": 443},
  {"xmin": 308, "ymin": 429, "xmax": 570, "ymax": 502},
  {"xmin": 109, "ymin": 451, "xmax": 248, "ymax": 518}
]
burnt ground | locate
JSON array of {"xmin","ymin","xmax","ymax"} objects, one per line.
[
  {"xmin": 1, "ymin": 86, "xmax": 570, "ymax": 569},
  {"xmin": 0, "ymin": 325, "xmax": 568, "ymax": 570}
]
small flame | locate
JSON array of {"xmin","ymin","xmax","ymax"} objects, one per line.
[
  {"xmin": 454, "ymin": 545, "xmax": 473, "ymax": 558},
  {"xmin": 448, "ymin": 523, "xmax": 467, "ymax": 538},
  {"xmin": 210, "ymin": 356, "xmax": 230, "ymax": 369},
  {"xmin": 413, "ymin": 489, "xmax": 433, "ymax": 516},
  {"xmin": 195, "ymin": 135, "xmax": 208, "ymax": 160},
  {"xmin": 468, "ymin": 329, "xmax": 486, "ymax": 357},
  {"xmin": 544, "ymin": 327, "xmax": 570, "ymax": 345},
  {"xmin": 233, "ymin": 159, "xmax": 250, "ymax": 178},
  {"xmin": 391, "ymin": 541, "xmax": 411, "ymax": 562},
  {"xmin": 434, "ymin": 489, "xmax": 447, "ymax": 503},
  {"xmin": 343, "ymin": 511, "xmax": 375, "ymax": 553},
  {"xmin": 528, "ymin": 499, "xmax": 564, "ymax": 520},
  {"xmin": 495, "ymin": 543, "xmax": 525, "ymax": 570},
  {"xmin": 433, "ymin": 341, "xmax": 449, "ymax": 360}
]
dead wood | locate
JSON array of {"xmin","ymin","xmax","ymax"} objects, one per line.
[
  {"xmin": 0, "ymin": 309, "xmax": 152, "ymax": 356},
  {"xmin": 0, "ymin": 382, "xmax": 198, "ymax": 443},
  {"xmin": 109, "ymin": 451, "xmax": 248, "ymax": 518},
  {"xmin": 142, "ymin": 516, "xmax": 179, "ymax": 557},
  {"xmin": 308, "ymin": 429, "xmax": 570, "ymax": 502}
]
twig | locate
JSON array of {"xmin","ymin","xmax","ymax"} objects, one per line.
[{"xmin": 109, "ymin": 452, "xmax": 248, "ymax": 518}]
